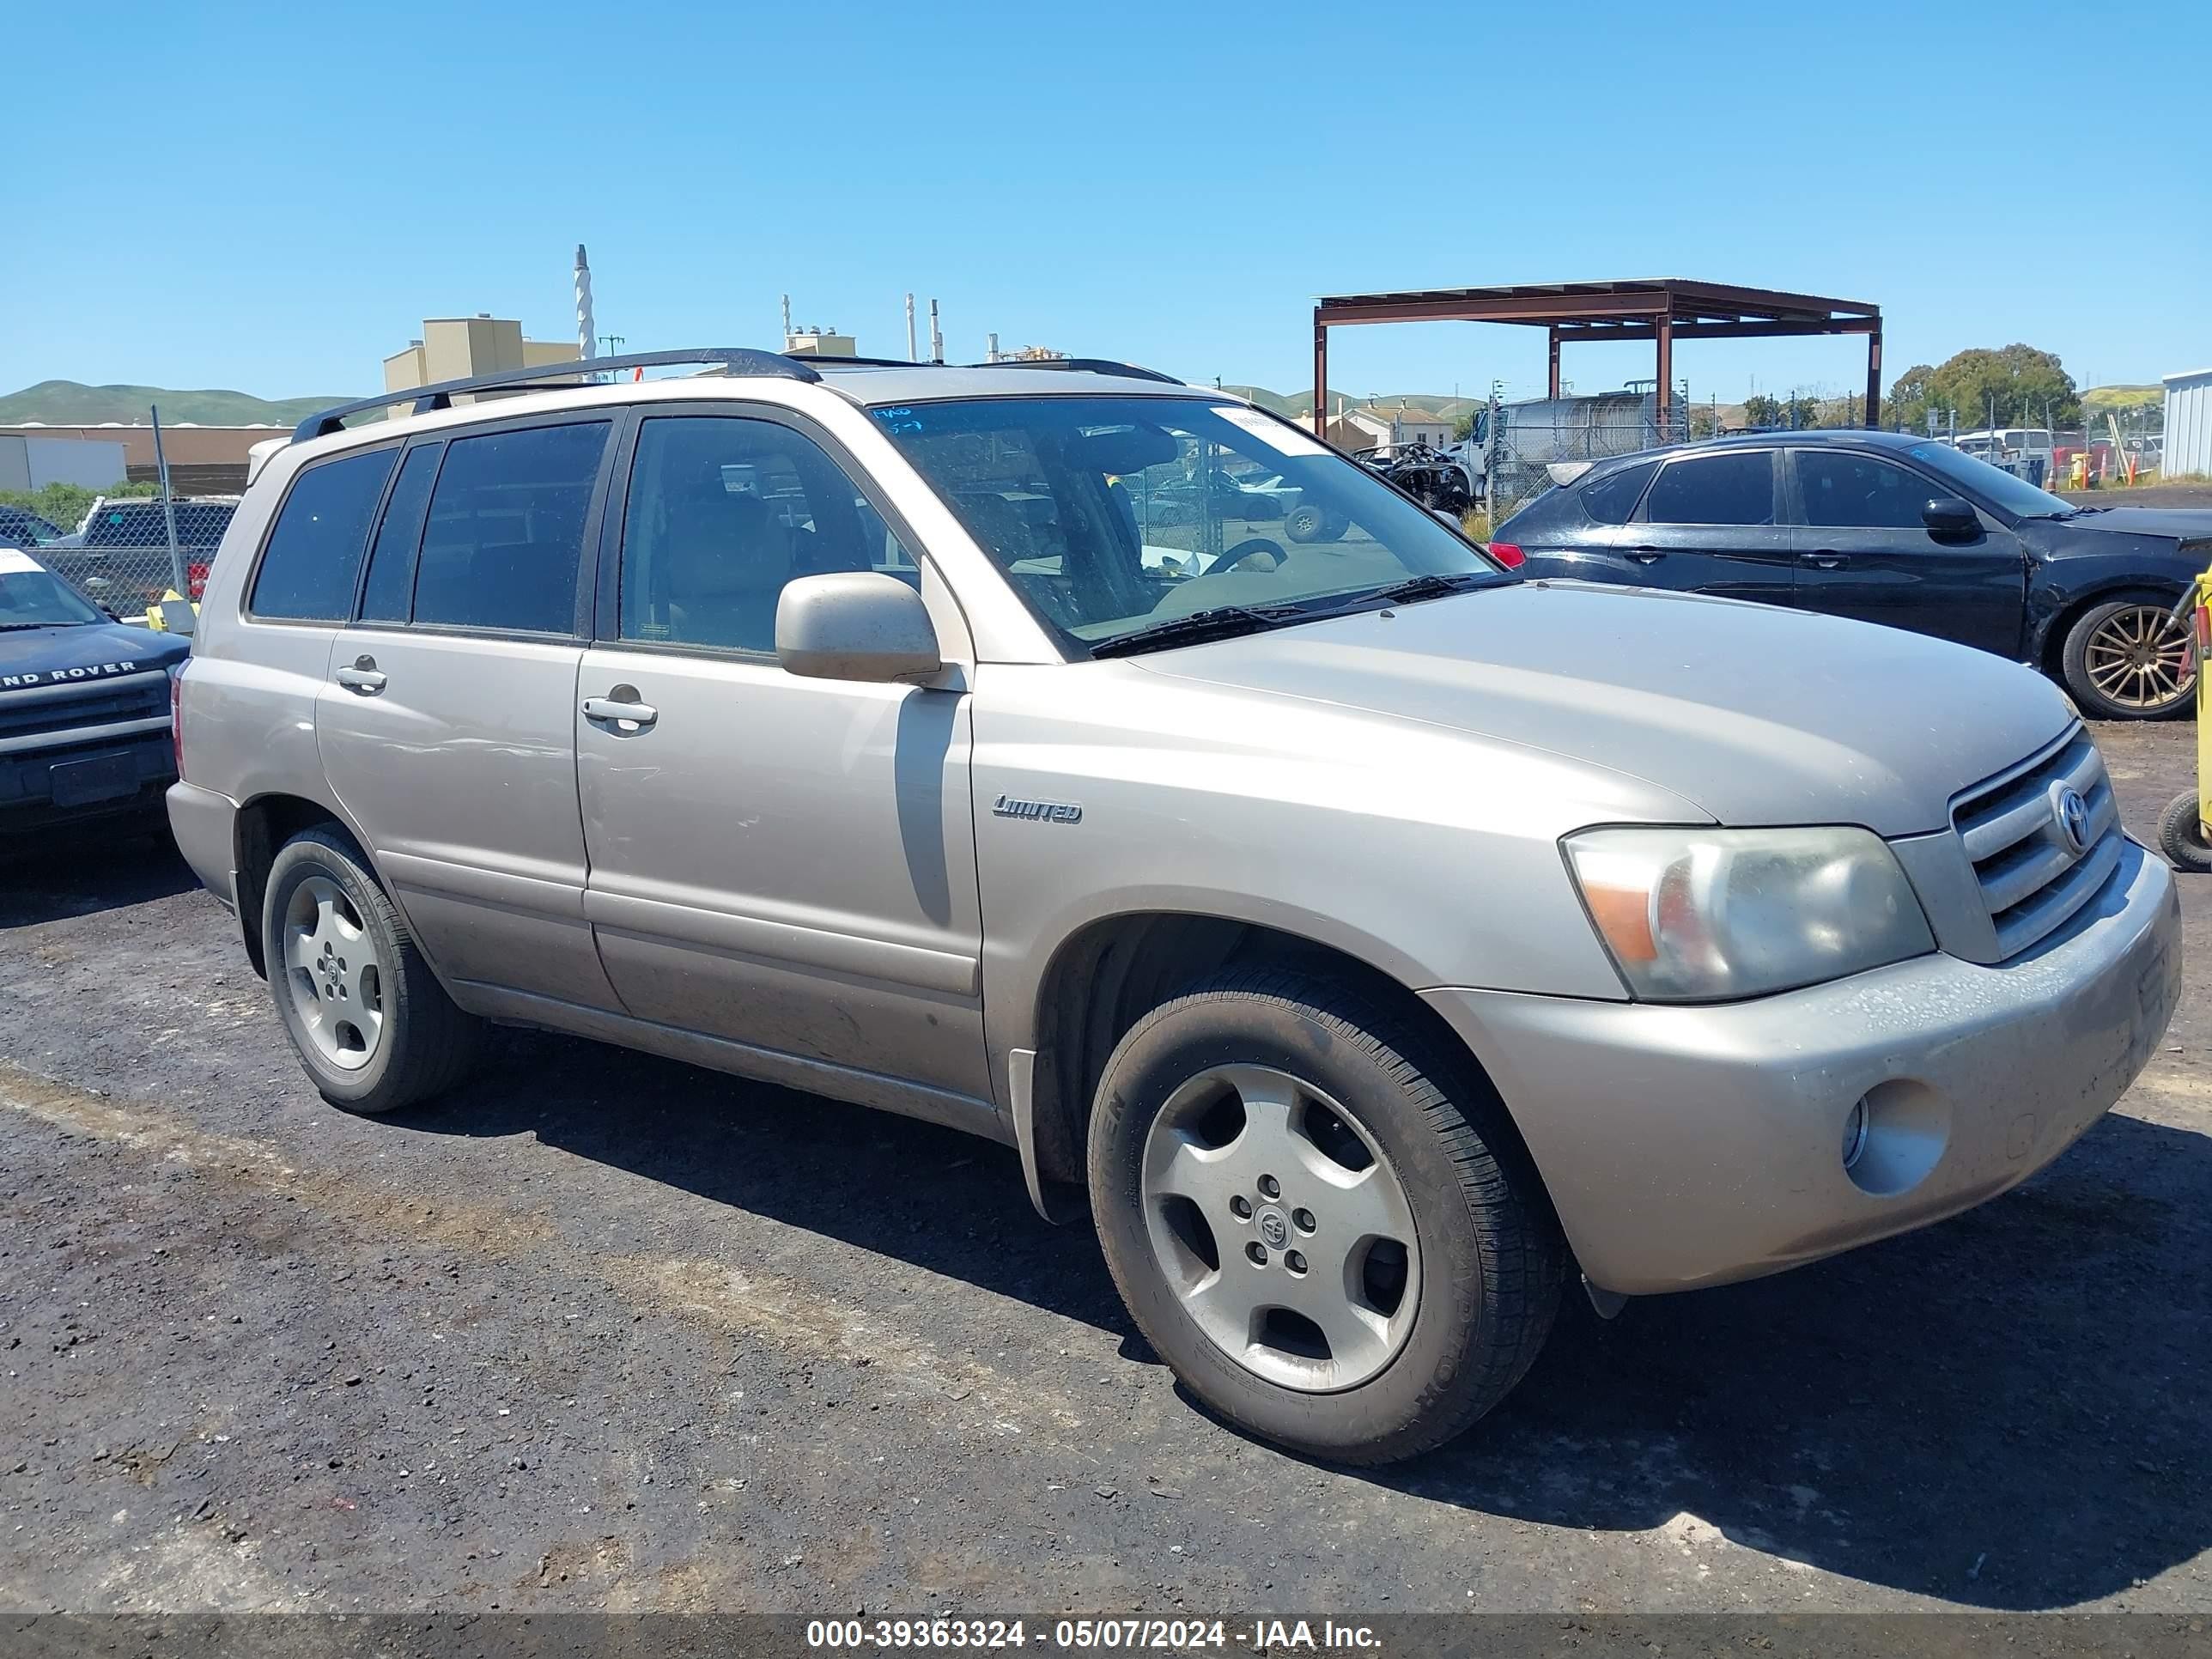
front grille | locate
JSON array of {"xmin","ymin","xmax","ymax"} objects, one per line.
[
  {"xmin": 0, "ymin": 670, "xmax": 172, "ymax": 748},
  {"xmin": 1952, "ymin": 725, "xmax": 2122, "ymax": 959}
]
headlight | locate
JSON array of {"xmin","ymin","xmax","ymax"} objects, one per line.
[{"xmin": 1564, "ymin": 825, "xmax": 1935, "ymax": 1002}]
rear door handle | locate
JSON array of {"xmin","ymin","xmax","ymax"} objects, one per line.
[
  {"xmin": 1626, "ymin": 546, "xmax": 1666, "ymax": 565},
  {"xmin": 1801, "ymin": 550, "xmax": 1847, "ymax": 568},
  {"xmin": 582, "ymin": 693, "xmax": 659, "ymax": 729},
  {"xmin": 334, "ymin": 657, "xmax": 386, "ymax": 695}
]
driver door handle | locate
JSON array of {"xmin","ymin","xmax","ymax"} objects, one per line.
[
  {"xmin": 583, "ymin": 694, "xmax": 659, "ymax": 729},
  {"xmin": 1801, "ymin": 550, "xmax": 1848, "ymax": 568},
  {"xmin": 1626, "ymin": 546, "xmax": 1666, "ymax": 565},
  {"xmin": 334, "ymin": 657, "xmax": 386, "ymax": 695}
]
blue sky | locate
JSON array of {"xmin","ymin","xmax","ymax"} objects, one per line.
[{"xmin": 10, "ymin": 0, "xmax": 2209, "ymax": 405}]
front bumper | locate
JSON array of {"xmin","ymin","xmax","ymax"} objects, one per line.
[
  {"xmin": 1424, "ymin": 835, "xmax": 2183, "ymax": 1296},
  {"xmin": 0, "ymin": 732, "xmax": 174, "ymax": 834}
]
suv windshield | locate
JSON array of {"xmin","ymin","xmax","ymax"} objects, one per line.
[
  {"xmin": 874, "ymin": 396, "xmax": 1503, "ymax": 654},
  {"xmin": 0, "ymin": 552, "xmax": 104, "ymax": 628},
  {"xmin": 1908, "ymin": 441, "xmax": 2075, "ymax": 518}
]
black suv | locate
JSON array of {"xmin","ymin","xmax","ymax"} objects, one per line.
[
  {"xmin": 0, "ymin": 549, "xmax": 189, "ymax": 832},
  {"xmin": 1492, "ymin": 430, "xmax": 2212, "ymax": 720}
]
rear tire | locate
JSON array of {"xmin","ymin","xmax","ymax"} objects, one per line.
[
  {"xmin": 1283, "ymin": 504, "xmax": 1325, "ymax": 543},
  {"xmin": 1087, "ymin": 966, "xmax": 1563, "ymax": 1464},
  {"xmin": 262, "ymin": 826, "xmax": 481, "ymax": 1115},
  {"xmin": 2158, "ymin": 790, "xmax": 2212, "ymax": 872}
]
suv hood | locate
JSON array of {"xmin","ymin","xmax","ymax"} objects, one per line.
[
  {"xmin": 0, "ymin": 619, "xmax": 187, "ymax": 683},
  {"xmin": 1137, "ymin": 581, "xmax": 2073, "ymax": 836}
]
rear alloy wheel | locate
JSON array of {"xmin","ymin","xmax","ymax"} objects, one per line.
[
  {"xmin": 263, "ymin": 826, "xmax": 482, "ymax": 1115},
  {"xmin": 1088, "ymin": 967, "xmax": 1563, "ymax": 1464},
  {"xmin": 2063, "ymin": 599, "xmax": 2195, "ymax": 720}
]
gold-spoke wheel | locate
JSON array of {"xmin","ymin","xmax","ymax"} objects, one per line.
[{"xmin": 2082, "ymin": 605, "xmax": 2195, "ymax": 713}]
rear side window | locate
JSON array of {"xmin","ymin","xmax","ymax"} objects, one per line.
[
  {"xmin": 412, "ymin": 422, "xmax": 609, "ymax": 634},
  {"xmin": 1580, "ymin": 459, "xmax": 1658, "ymax": 525},
  {"xmin": 1641, "ymin": 451, "xmax": 1776, "ymax": 526},
  {"xmin": 249, "ymin": 449, "xmax": 397, "ymax": 620},
  {"xmin": 358, "ymin": 445, "xmax": 441, "ymax": 623}
]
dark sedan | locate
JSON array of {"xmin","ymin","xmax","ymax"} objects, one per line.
[{"xmin": 1491, "ymin": 430, "xmax": 2212, "ymax": 719}]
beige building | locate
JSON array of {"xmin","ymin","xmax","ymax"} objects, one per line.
[
  {"xmin": 0, "ymin": 423, "xmax": 286, "ymax": 494},
  {"xmin": 784, "ymin": 328, "xmax": 857, "ymax": 358},
  {"xmin": 1321, "ymin": 402, "xmax": 1455, "ymax": 452},
  {"xmin": 383, "ymin": 315, "xmax": 580, "ymax": 405}
]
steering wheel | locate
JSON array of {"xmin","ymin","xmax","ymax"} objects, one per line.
[{"xmin": 1214, "ymin": 537, "xmax": 1287, "ymax": 574}]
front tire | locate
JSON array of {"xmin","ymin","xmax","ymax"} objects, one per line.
[
  {"xmin": 2062, "ymin": 598, "xmax": 2195, "ymax": 720},
  {"xmin": 262, "ymin": 825, "xmax": 481, "ymax": 1115},
  {"xmin": 1087, "ymin": 967, "xmax": 1563, "ymax": 1464}
]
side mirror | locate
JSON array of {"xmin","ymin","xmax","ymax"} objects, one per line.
[
  {"xmin": 775, "ymin": 571, "xmax": 941, "ymax": 684},
  {"xmin": 1923, "ymin": 495, "xmax": 1978, "ymax": 536}
]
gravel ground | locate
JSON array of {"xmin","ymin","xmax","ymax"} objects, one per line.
[{"xmin": 2, "ymin": 722, "xmax": 2209, "ymax": 1618}]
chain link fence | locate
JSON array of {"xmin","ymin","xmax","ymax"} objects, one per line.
[
  {"xmin": 1479, "ymin": 402, "xmax": 1690, "ymax": 529},
  {"xmin": 4, "ymin": 495, "xmax": 237, "ymax": 621}
]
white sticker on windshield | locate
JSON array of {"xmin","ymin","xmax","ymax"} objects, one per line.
[
  {"xmin": 0, "ymin": 548, "xmax": 40, "ymax": 574},
  {"xmin": 1212, "ymin": 404, "xmax": 1334, "ymax": 459}
]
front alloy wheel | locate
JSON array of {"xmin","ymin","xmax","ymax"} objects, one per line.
[
  {"xmin": 1141, "ymin": 1064, "xmax": 1420, "ymax": 1391},
  {"xmin": 2065, "ymin": 599, "xmax": 2195, "ymax": 720},
  {"xmin": 1089, "ymin": 967, "xmax": 1565, "ymax": 1464}
]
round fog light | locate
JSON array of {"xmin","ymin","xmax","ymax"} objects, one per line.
[{"xmin": 1841, "ymin": 1098, "xmax": 1869, "ymax": 1171}]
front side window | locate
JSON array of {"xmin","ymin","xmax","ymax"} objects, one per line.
[
  {"xmin": 617, "ymin": 416, "xmax": 918, "ymax": 653},
  {"xmin": 412, "ymin": 422, "xmax": 609, "ymax": 634},
  {"xmin": 1641, "ymin": 451, "xmax": 1776, "ymax": 526},
  {"xmin": 874, "ymin": 396, "xmax": 1499, "ymax": 653},
  {"xmin": 249, "ymin": 448, "xmax": 397, "ymax": 621},
  {"xmin": 1796, "ymin": 451, "xmax": 1936, "ymax": 531}
]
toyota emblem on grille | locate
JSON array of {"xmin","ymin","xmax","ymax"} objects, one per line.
[{"xmin": 2052, "ymin": 785, "xmax": 2092, "ymax": 856}]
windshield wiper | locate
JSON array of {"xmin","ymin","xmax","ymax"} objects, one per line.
[
  {"xmin": 1352, "ymin": 571, "xmax": 1498, "ymax": 607},
  {"xmin": 1089, "ymin": 604, "xmax": 1310, "ymax": 658}
]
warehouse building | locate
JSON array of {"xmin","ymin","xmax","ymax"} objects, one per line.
[{"xmin": 2165, "ymin": 368, "xmax": 2212, "ymax": 481}]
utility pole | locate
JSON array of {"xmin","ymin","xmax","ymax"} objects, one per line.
[
  {"xmin": 905, "ymin": 294, "xmax": 917, "ymax": 362},
  {"xmin": 927, "ymin": 298, "xmax": 943, "ymax": 364},
  {"xmin": 149, "ymin": 404, "xmax": 185, "ymax": 602}
]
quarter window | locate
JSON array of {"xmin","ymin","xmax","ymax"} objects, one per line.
[
  {"xmin": 1580, "ymin": 459, "xmax": 1658, "ymax": 525},
  {"xmin": 1641, "ymin": 451, "xmax": 1776, "ymax": 526},
  {"xmin": 617, "ymin": 416, "xmax": 916, "ymax": 653},
  {"xmin": 412, "ymin": 422, "xmax": 609, "ymax": 634},
  {"xmin": 249, "ymin": 448, "xmax": 398, "ymax": 621},
  {"xmin": 1797, "ymin": 451, "xmax": 1936, "ymax": 531}
]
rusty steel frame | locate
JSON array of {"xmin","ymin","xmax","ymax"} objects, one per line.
[{"xmin": 1310, "ymin": 278, "xmax": 1883, "ymax": 436}]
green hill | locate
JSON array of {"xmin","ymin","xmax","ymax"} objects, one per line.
[
  {"xmin": 0, "ymin": 380, "xmax": 359, "ymax": 428},
  {"xmin": 2083, "ymin": 384, "xmax": 2162, "ymax": 410}
]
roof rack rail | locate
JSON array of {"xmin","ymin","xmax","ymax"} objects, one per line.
[
  {"xmin": 291, "ymin": 347, "xmax": 821, "ymax": 442},
  {"xmin": 964, "ymin": 357, "xmax": 1182, "ymax": 386}
]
